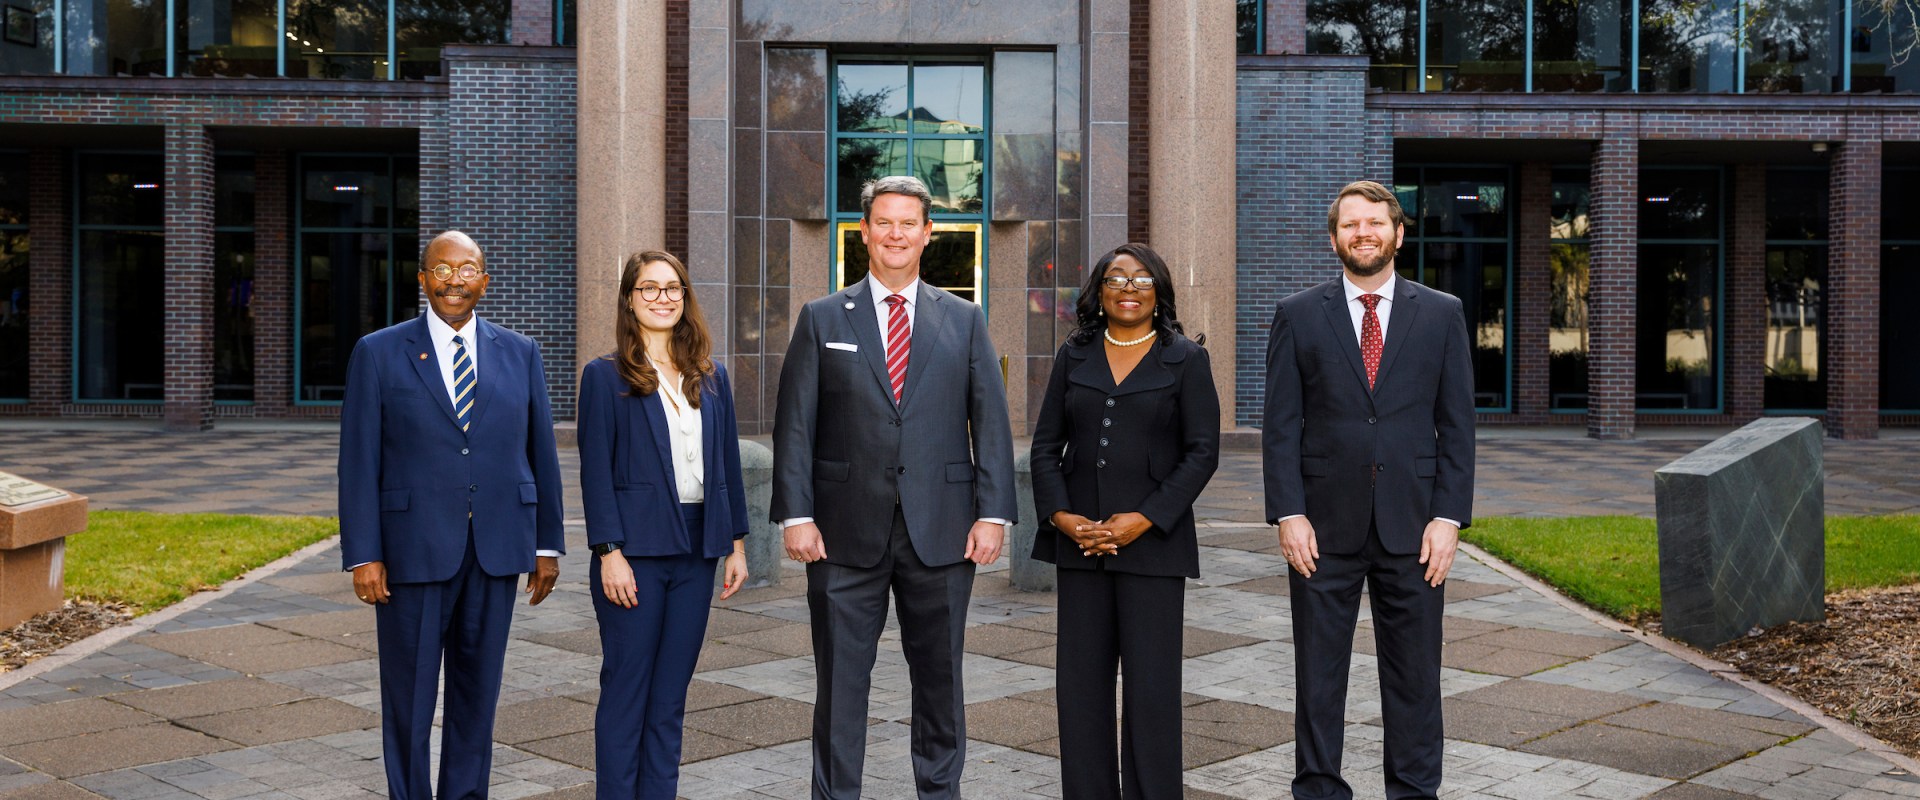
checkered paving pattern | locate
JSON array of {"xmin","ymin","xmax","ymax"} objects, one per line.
[{"xmin": 0, "ymin": 426, "xmax": 1917, "ymax": 798}]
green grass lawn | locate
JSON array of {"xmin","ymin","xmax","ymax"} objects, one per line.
[
  {"xmin": 1463, "ymin": 515, "xmax": 1920, "ymax": 622},
  {"xmin": 65, "ymin": 511, "xmax": 339, "ymax": 614}
]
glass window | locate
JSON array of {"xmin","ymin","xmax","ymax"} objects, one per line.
[
  {"xmin": 1641, "ymin": 0, "xmax": 1741, "ymax": 91},
  {"xmin": 1428, "ymin": 0, "xmax": 1528, "ymax": 91},
  {"xmin": 831, "ymin": 57, "xmax": 988, "ymax": 301},
  {"xmin": 176, "ymin": 0, "xmax": 279, "ymax": 77},
  {"xmin": 1637, "ymin": 168, "xmax": 1723, "ymax": 411},
  {"xmin": 1885, "ymin": 167, "xmax": 1920, "ymax": 409},
  {"xmin": 1394, "ymin": 165, "xmax": 1512, "ymax": 410},
  {"xmin": 1533, "ymin": 0, "xmax": 1632, "ymax": 90},
  {"xmin": 297, "ymin": 155, "xmax": 418, "ymax": 403},
  {"xmin": 1550, "ymin": 168, "xmax": 1591, "ymax": 410},
  {"xmin": 1849, "ymin": 0, "xmax": 1920, "ymax": 92},
  {"xmin": 59, "ymin": 0, "xmax": 169, "ymax": 76},
  {"xmin": 397, "ymin": 0, "xmax": 509, "ymax": 79},
  {"xmin": 0, "ymin": 0, "xmax": 57, "ymax": 75},
  {"xmin": 1763, "ymin": 168, "xmax": 1828, "ymax": 409},
  {"xmin": 1745, "ymin": 0, "xmax": 1844, "ymax": 92},
  {"xmin": 0, "ymin": 156, "xmax": 25, "ymax": 400},
  {"xmin": 556, "ymin": 0, "xmax": 574, "ymax": 45},
  {"xmin": 1307, "ymin": 0, "xmax": 1419, "ymax": 89},
  {"xmin": 75, "ymin": 153, "xmax": 167, "ymax": 402},
  {"xmin": 1238, "ymin": 0, "xmax": 1262, "ymax": 54},
  {"xmin": 287, "ymin": 0, "xmax": 387, "ymax": 79},
  {"xmin": 215, "ymin": 156, "xmax": 255, "ymax": 403}
]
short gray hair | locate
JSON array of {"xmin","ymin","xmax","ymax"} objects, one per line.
[{"xmin": 860, "ymin": 175, "xmax": 933, "ymax": 222}]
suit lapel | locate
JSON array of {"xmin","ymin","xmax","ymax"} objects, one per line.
[
  {"xmin": 1319, "ymin": 284, "xmax": 1372, "ymax": 396},
  {"xmin": 1065, "ymin": 343, "xmax": 1113, "ymax": 393},
  {"xmin": 1110, "ymin": 345, "xmax": 1176, "ymax": 397},
  {"xmin": 897, "ymin": 285, "xmax": 950, "ymax": 410},
  {"xmin": 467, "ymin": 319, "xmax": 502, "ymax": 431},
  {"xmin": 841, "ymin": 282, "xmax": 897, "ymax": 404},
  {"xmin": 1372, "ymin": 279, "xmax": 1420, "ymax": 393},
  {"xmin": 640, "ymin": 389, "xmax": 676, "ymax": 497},
  {"xmin": 405, "ymin": 317, "xmax": 463, "ymax": 430}
]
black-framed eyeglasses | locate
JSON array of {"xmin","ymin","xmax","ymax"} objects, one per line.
[
  {"xmin": 635, "ymin": 284, "xmax": 686, "ymax": 302},
  {"xmin": 1101, "ymin": 275, "xmax": 1155, "ymax": 290},
  {"xmin": 425, "ymin": 264, "xmax": 486, "ymax": 282}
]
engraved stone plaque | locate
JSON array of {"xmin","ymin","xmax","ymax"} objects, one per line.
[{"xmin": 0, "ymin": 472, "xmax": 68, "ymax": 508}]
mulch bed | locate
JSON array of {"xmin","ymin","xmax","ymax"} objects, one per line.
[
  {"xmin": 0, "ymin": 600, "xmax": 133, "ymax": 673},
  {"xmin": 1712, "ymin": 584, "xmax": 1920, "ymax": 759}
]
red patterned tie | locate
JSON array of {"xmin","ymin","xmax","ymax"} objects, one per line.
[
  {"xmin": 885, "ymin": 294, "xmax": 910, "ymax": 403},
  {"xmin": 1360, "ymin": 294, "xmax": 1383, "ymax": 391}
]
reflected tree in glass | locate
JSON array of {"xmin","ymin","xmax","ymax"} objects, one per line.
[
  {"xmin": 1306, "ymin": 0, "xmax": 1418, "ymax": 88},
  {"xmin": 1641, "ymin": 0, "xmax": 1741, "ymax": 91},
  {"xmin": 1534, "ymin": 0, "xmax": 1632, "ymax": 90},
  {"xmin": 1743, "ymin": 0, "xmax": 1841, "ymax": 92},
  {"xmin": 397, "ymin": 0, "xmax": 510, "ymax": 79},
  {"xmin": 1428, "ymin": 0, "xmax": 1528, "ymax": 91}
]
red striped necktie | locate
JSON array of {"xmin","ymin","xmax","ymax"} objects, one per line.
[{"xmin": 885, "ymin": 294, "xmax": 910, "ymax": 403}]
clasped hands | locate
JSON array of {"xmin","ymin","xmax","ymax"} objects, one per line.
[{"xmin": 1053, "ymin": 511, "xmax": 1152, "ymax": 557}]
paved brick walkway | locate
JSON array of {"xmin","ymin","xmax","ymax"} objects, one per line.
[{"xmin": 0, "ymin": 424, "xmax": 1916, "ymax": 799}]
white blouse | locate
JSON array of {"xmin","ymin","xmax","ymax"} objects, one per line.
[{"xmin": 653, "ymin": 365, "xmax": 705, "ymax": 504}]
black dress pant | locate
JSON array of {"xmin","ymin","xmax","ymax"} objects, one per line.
[
  {"xmin": 1055, "ymin": 566, "xmax": 1186, "ymax": 800},
  {"xmin": 1289, "ymin": 524, "xmax": 1446, "ymax": 800},
  {"xmin": 806, "ymin": 507, "xmax": 975, "ymax": 800}
]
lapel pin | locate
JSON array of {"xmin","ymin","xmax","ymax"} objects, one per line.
[
  {"xmin": 844, "ymin": 301, "xmax": 856, "ymax": 310},
  {"xmin": 419, "ymin": 353, "xmax": 429, "ymax": 360}
]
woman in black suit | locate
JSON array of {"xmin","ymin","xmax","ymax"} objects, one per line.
[
  {"xmin": 1030, "ymin": 242, "xmax": 1221, "ymax": 800},
  {"xmin": 577, "ymin": 250, "xmax": 750, "ymax": 799}
]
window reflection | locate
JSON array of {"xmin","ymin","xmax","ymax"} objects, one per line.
[
  {"xmin": 1745, "ymin": 0, "xmax": 1843, "ymax": 92},
  {"xmin": 1238, "ymin": 0, "xmax": 1261, "ymax": 54},
  {"xmin": 1550, "ymin": 169, "xmax": 1591, "ymax": 409},
  {"xmin": 397, "ymin": 0, "xmax": 509, "ymax": 79},
  {"xmin": 287, "ymin": 0, "xmax": 387, "ymax": 79},
  {"xmin": 1427, "ymin": 0, "xmax": 1528, "ymax": 90},
  {"xmin": 1849, "ymin": 0, "xmax": 1919, "ymax": 91},
  {"xmin": 215, "ymin": 156, "xmax": 255, "ymax": 403},
  {"xmin": 297, "ymin": 155, "xmax": 418, "ymax": 403},
  {"xmin": 836, "ymin": 139, "xmax": 909, "ymax": 214},
  {"xmin": 911, "ymin": 65, "xmax": 984, "ymax": 134},
  {"xmin": 176, "ymin": 0, "xmax": 279, "ymax": 77},
  {"xmin": 837, "ymin": 63, "xmax": 909, "ymax": 133},
  {"xmin": 0, "ymin": 157, "xmax": 25, "ymax": 399},
  {"xmin": 1637, "ymin": 168, "xmax": 1722, "ymax": 411},
  {"xmin": 76, "ymin": 153, "xmax": 167, "ymax": 402},
  {"xmin": 1308, "ymin": 0, "xmax": 1419, "ymax": 88},
  {"xmin": 1533, "ymin": 0, "xmax": 1632, "ymax": 90},
  {"xmin": 0, "ymin": 0, "xmax": 56, "ymax": 75},
  {"xmin": 1640, "ymin": 0, "xmax": 1741, "ymax": 91},
  {"xmin": 913, "ymin": 139, "xmax": 983, "ymax": 214},
  {"xmin": 1394, "ymin": 165, "xmax": 1512, "ymax": 410},
  {"xmin": 63, "ymin": 0, "xmax": 168, "ymax": 75},
  {"xmin": 837, "ymin": 222, "xmax": 980, "ymax": 302}
]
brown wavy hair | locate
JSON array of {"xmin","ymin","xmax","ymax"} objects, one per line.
[{"xmin": 612, "ymin": 250, "xmax": 713, "ymax": 407}]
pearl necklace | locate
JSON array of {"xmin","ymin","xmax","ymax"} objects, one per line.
[{"xmin": 1104, "ymin": 328, "xmax": 1157, "ymax": 347}]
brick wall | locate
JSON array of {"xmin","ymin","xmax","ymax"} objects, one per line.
[
  {"xmin": 1127, "ymin": 0, "xmax": 1150, "ymax": 244},
  {"xmin": 1233, "ymin": 56, "xmax": 1371, "ymax": 426},
  {"xmin": 443, "ymin": 46, "xmax": 581, "ymax": 420},
  {"xmin": 1513, "ymin": 162, "xmax": 1551, "ymax": 420},
  {"xmin": 1827, "ymin": 139, "xmax": 1881, "ymax": 439},
  {"xmin": 1726, "ymin": 164, "xmax": 1765, "ymax": 419},
  {"xmin": 163, "ymin": 125, "xmax": 216, "ymax": 431},
  {"xmin": 511, "ymin": 0, "xmax": 555, "ymax": 45},
  {"xmin": 1585, "ymin": 134, "xmax": 1636, "ymax": 438},
  {"xmin": 253, "ymin": 152, "xmax": 292, "ymax": 414},
  {"xmin": 23, "ymin": 149, "xmax": 65, "ymax": 415}
]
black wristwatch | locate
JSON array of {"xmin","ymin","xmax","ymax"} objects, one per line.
[{"xmin": 590, "ymin": 541, "xmax": 624, "ymax": 557}]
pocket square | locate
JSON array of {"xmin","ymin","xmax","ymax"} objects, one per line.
[{"xmin": 825, "ymin": 342, "xmax": 859, "ymax": 352}]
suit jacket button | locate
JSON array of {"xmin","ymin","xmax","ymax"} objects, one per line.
[
  {"xmin": 1102, "ymin": 418, "xmax": 1112, "ymax": 427},
  {"xmin": 470, "ymin": 484, "xmax": 479, "ymax": 492},
  {"xmin": 1367, "ymin": 417, "xmax": 1376, "ymax": 425},
  {"xmin": 1100, "ymin": 437, "xmax": 1109, "ymax": 447},
  {"xmin": 898, "ymin": 467, "xmax": 907, "ymax": 475},
  {"xmin": 1097, "ymin": 458, "xmax": 1107, "ymax": 468},
  {"xmin": 1105, "ymin": 398, "xmax": 1115, "ymax": 408},
  {"xmin": 461, "ymin": 447, "xmax": 470, "ymax": 455}
]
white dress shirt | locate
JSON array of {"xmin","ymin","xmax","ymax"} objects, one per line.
[
  {"xmin": 1275, "ymin": 272, "xmax": 1458, "ymax": 530},
  {"xmin": 780, "ymin": 273, "xmax": 1009, "ymax": 531},
  {"xmin": 653, "ymin": 364, "xmax": 705, "ymax": 504}
]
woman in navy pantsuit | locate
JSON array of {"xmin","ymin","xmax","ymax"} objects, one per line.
[{"xmin": 578, "ymin": 250, "xmax": 750, "ymax": 800}]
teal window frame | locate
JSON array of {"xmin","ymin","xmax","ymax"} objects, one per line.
[
  {"xmin": 1394, "ymin": 163, "xmax": 1517, "ymax": 413},
  {"xmin": 1635, "ymin": 165, "xmax": 1727, "ymax": 414},
  {"xmin": 1760, "ymin": 164, "xmax": 1829, "ymax": 415},
  {"xmin": 70, "ymin": 149, "xmax": 166, "ymax": 405},
  {"xmin": 1303, "ymin": 0, "xmax": 1882, "ymax": 93},
  {"xmin": 1883, "ymin": 165, "xmax": 1920, "ymax": 414},
  {"xmin": 827, "ymin": 54, "xmax": 992, "ymax": 311},
  {"xmin": 291, "ymin": 152, "xmax": 419, "ymax": 406},
  {"xmin": 0, "ymin": 149, "xmax": 27, "ymax": 404},
  {"xmin": 1238, "ymin": 0, "xmax": 1265, "ymax": 55}
]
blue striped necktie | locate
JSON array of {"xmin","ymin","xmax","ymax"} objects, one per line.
[{"xmin": 451, "ymin": 334, "xmax": 475, "ymax": 432}]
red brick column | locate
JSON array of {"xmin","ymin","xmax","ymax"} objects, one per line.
[
  {"xmin": 1514, "ymin": 161, "xmax": 1551, "ymax": 420},
  {"xmin": 253, "ymin": 151, "xmax": 291, "ymax": 415},
  {"xmin": 27, "ymin": 149, "xmax": 67, "ymax": 415},
  {"xmin": 1268, "ymin": 0, "xmax": 1306, "ymax": 53},
  {"xmin": 163, "ymin": 125, "xmax": 216, "ymax": 432},
  {"xmin": 1727, "ymin": 164, "xmax": 1766, "ymax": 421},
  {"xmin": 512, "ymin": 0, "xmax": 555, "ymax": 45},
  {"xmin": 1587, "ymin": 135, "xmax": 1637, "ymax": 439},
  {"xmin": 1827, "ymin": 141, "xmax": 1880, "ymax": 439}
]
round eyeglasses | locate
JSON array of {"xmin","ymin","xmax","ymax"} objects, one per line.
[
  {"xmin": 1101, "ymin": 275, "xmax": 1156, "ymax": 290},
  {"xmin": 635, "ymin": 285, "xmax": 686, "ymax": 302},
  {"xmin": 425, "ymin": 264, "xmax": 486, "ymax": 282}
]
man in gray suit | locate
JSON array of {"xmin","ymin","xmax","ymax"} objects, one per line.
[{"xmin": 774, "ymin": 175, "xmax": 1018, "ymax": 800}]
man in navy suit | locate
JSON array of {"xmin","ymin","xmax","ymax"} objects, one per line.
[
  {"xmin": 1262, "ymin": 181, "xmax": 1476, "ymax": 800},
  {"xmin": 339, "ymin": 230, "xmax": 565, "ymax": 800}
]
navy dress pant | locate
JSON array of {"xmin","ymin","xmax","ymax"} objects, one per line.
[
  {"xmin": 592, "ymin": 504, "xmax": 718, "ymax": 800},
  {"xmin": 1289, "ymin": 523, "xmax": 1446, "ymax": 800},
  {"xmin": 375, "ymin": 538, "xmax": 519, "ymax": 800}
]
